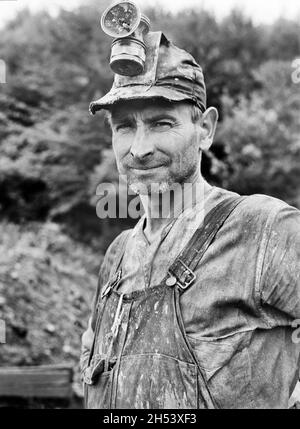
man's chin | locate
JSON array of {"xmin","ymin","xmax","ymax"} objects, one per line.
[{"xmin": 129, "ymin": 180, "xmax": 171, "ymax": 196}]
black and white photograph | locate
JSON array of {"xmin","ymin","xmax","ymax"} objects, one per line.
[{"xmin": 0, "ymin": 0, "xmax": 299, "ymax": 412}]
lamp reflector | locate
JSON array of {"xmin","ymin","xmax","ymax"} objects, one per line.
[{"xmin": 101, "ymin": 1, "xmax": 141, "ymax": 38}]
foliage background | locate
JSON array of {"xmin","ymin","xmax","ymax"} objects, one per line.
[{"xmin": 0, "ymin": 0, "xmax": 299, "ymax": 403}]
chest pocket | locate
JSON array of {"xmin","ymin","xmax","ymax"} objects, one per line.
[{"xmin": 187, "ymin": 330, "xmax": 255, "ymax": 409}]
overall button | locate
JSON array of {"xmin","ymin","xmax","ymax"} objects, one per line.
[{"xmin": 166, "ymin": 276, "xmax": 177, "ymax": 287}]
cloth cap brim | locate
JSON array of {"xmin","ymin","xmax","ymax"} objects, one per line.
[{"xmin": 89, "ymin": 84, "xmax": 202, "ymax": 114}]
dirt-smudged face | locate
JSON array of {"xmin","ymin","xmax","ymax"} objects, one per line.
[{"xmin": 110, "ymin": 99, "xmax": 204, "ymax": 195}]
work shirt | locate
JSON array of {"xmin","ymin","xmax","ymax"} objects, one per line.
[{"xmin": 83, "ymin": 183, "xmax": 300, "ymax": 408}]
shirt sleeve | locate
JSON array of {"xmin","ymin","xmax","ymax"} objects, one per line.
[
  {"xmin": 80, "ymin": 257, "xmax": 109, "ymax": 377},
  {"xmin": 260, "ymin": 203, "xmax": 300, "ymax": 320}
]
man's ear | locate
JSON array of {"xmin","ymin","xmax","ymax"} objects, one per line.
[
  {"xmin": 198, "ymin": 107, "xmax": 219, "ymax": 151},
  {"xmin": 104, "ymin": 110, "xmax": 113, "ymax": 130}
]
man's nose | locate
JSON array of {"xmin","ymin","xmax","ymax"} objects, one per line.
[{"xmin": 130, "ymin": 127, "xmax": 154, "ymax": 160}]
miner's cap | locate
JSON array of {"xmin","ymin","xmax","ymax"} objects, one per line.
[{"xmin": 89, "ymin": 32, "xmax": 207, "ymax": 114}]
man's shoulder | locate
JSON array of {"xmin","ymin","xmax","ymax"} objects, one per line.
[
  {"xmin": 214, "ymin": 186, "xmax": 299, "ymax": 221},
  {"xmin": 238, "ymin": 193, "xmax": 299, "ymax": 226},
  {"xmin": 214, "ymin": 189, "xmax": 300, "ymax": 242},
  {"xmin": 239, "ymin": 193, "xmax": 295, "ymax": 216}
]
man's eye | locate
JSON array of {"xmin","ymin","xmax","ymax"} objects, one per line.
[
  {"xmin": 153, "ymin": 121, "xmax": 173, "ymax": 129},
  {"xmin": 116, "ymin": 123, "xmax": 133, "ymax": 131}
]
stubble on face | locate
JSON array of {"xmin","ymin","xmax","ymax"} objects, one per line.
[
  {"xmin": 127, "ymin": 139, "xmax": 200, "ymax": 196},
  {"xmin": 111, "ymin": 101, "xmax": 202, "ymax": 196}
]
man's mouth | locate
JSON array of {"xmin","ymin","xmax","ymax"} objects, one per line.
[
  {"xmin": 128, "ymin": 162, "xmax": 167, "ymax": 171},
  {"xmin": 131, "ymin": 165, "xmax": 164, "ymax": 171}
]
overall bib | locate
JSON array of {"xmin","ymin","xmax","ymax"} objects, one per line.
[{"xmin": 83, "ymin": 196, "xmax": 245, "ymax": 409}]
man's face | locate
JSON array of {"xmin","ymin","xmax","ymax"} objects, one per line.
[{"xmin": 109, "ymin": 99, "xmax": 203, "ymax": 195}]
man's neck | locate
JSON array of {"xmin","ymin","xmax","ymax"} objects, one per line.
[{"xmin": 140, "ymin": 174, "xmax": 212, "ymax": 243}]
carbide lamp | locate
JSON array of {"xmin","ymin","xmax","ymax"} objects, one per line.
[{"xmin": 101, "ymin": 1, "xmax": 151, "ymax": 76}]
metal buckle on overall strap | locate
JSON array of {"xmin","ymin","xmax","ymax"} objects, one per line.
[
  {"xmin": 167, "ymin": 260, "xmax": 196, "ymax": 291},
  {"xmin": 101, "ymin": 269, "xmax": 122, "ymax": 299}
]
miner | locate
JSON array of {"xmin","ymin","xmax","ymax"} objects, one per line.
[{"xmin": 80, "ymin": 1, "xmax": 300, "ymax": 409}]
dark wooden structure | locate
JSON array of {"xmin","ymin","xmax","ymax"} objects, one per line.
[{"xmin": 0, "ymin": 365, "xmax": 75, "ymax": 408}]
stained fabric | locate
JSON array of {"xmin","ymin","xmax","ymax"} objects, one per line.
[
  {"xmin": 82, "ymin": 196, "xmax": 243, "ymax": 409},
  {"xmin": 81, "ymin": 185, "xmax": 300, "ymax": 409},
  {"xmin": 85, "ymin": 287, "xmax": 202, "ymax": 409}
]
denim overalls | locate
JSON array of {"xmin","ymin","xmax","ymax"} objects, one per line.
[{"xmin": 83, "ymin": 197, "xmax": 245, "ymax": 409}]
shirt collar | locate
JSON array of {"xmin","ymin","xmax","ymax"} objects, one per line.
[{"xmin": 131, "ymin": 179, "xmax": 215, "ymax": 242}]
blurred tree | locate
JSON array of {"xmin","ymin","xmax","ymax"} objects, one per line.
[
  {"xmin": 264, "ymin": 19, "xmax": 300, "ymax": 62},
  {"xmin": 216, "ymin": 61, "xmax": 300, "ymax": 207}
]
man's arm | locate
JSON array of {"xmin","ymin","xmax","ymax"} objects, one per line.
[
  {"xmin": 259, "ymin": 203, "xmax": 300, "ymax": 399},
  {"xmin": 260, "ymin": 204, "xmax": 300, "ymax": 320},
  {"xmin": 80, "ymin": 256, "xmax": 109, "ymax": 377}
]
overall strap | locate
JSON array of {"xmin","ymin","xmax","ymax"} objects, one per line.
[{"xmin": 165, "ymin": 196, "xmax": 247, "ymax": 291}]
